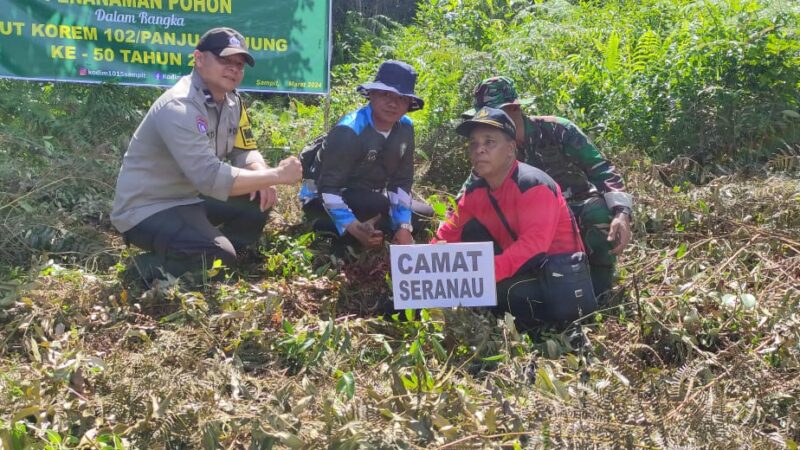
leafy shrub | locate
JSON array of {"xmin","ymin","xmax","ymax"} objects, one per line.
[{"xmin": 396, "ymin": 0, "xmax": 800, "ymax": 179}]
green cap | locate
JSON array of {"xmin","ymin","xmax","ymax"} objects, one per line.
[{"xmin": 461, "ymin": 76, "xmax": 534, "ymax": 118}]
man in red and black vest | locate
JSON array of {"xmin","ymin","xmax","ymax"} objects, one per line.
[
  {"xmin": 435, "ymin": 107, "xmax": 597, "ymax": 328},
  {"xmin": 463, "ymin": 76, "xmax": 633, "ymax": 301}
]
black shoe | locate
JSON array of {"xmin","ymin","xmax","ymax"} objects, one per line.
[
  {"xmin": 236, "ymin": 247, "xmax": 263, "ymax": 266},
  {"xmin": 121, "ymin": 252, "xmax": 176, "ymax": 290}
]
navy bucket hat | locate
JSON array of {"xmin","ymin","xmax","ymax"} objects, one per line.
[{"xmin": 357, "ymin": 60, "xmax": 424, "ymax": 112}]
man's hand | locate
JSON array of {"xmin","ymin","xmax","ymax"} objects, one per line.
[
  {"xmin": 608, "ymin": 212, "xmax": 631, "ymax": 255},
  {"xmin": 392, "ymin": 228, "xmax": 414, "ymax": 245},
  {"xmin": 277, "ymin": 156, "xmax": 302, "ymax": 184},
  {"xmin": 346, "ymin": 215, "xmax": 384, "ymax": 248},
  {"xmin": 244, "ymin": 162, "xmax": 279, "ymax": 211},
  {"xmin": 250, "ymin": 186, "xmax": 278, "ymax": 211},
  {"xmin": 230, "ymin": 157, "xmax": 302, "ymax": 197}
]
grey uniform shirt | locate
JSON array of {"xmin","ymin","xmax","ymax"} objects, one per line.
[{"xmin": 111, "ymin": 70, "xmax": 265, "ymax": 233}]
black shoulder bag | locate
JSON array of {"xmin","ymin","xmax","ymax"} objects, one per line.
[{"xmin": 487, "ymin": 193, "xmax": 596, "ymax": 308}]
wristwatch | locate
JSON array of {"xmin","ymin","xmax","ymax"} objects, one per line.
[
  {"xmin": 398, "ymin": 223, "xmax": 413, "ymax": 233},
  {"xmin": 614, "ymin": 206, "xmax": 633, "ymax": 219}
]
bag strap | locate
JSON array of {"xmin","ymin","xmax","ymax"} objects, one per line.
[
  {"xmin": 487, "ymin": 192, "xmax": 518, "ymax": 241},
  {"xmin": 488, "ymin": 191, "xmax": 582, "ymax": 250}
]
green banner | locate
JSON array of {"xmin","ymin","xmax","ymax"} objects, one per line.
[{"xmin": 0, "ymin": 0, "xmax": 330, "ymax": 94}]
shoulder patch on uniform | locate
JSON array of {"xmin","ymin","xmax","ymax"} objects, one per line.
[
  {"xmin": 235, "ymin": 103, "xmax": 258, "ymax": 150},
  {"xmin": 196, "ymin": 115, "xmax": 208, "ymax": 134}
]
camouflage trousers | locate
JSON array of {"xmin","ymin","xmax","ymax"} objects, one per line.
[{"xmin": 569, "ymin": 195, "xmax": 616, "ymax": 301}]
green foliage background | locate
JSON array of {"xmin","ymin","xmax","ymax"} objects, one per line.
[
  {"xmin": 3, "ymin": 0, "xmax": 799, "ymax": 269},
  {"xmin": 244, "ymin": 0, "xmax": 800, "ymax": 186}
]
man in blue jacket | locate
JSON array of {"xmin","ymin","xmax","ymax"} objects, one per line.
[{"xmin": 300, "ymin": 60, "xmax": 432, "ymax": 249}]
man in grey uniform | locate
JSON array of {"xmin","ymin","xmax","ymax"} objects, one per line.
[{"xmin": 111, "ymin": 27, "xmax": 302, "ymax": 282}]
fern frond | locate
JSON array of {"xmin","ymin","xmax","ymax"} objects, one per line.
[
  {"xmin": 767, "ymin": 144, "xmax": 800, "ymax": 173},
  {"xmin": 631, "ymin": 30, "xmax": 661, "ymax": 72}
]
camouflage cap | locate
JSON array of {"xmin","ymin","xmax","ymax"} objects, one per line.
[{"xmin": 461, "ymin": 76, "xmax": 534, "ymax": 118}]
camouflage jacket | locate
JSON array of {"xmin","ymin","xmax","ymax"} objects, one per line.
[{"xmin": 519, "ymin": 115, "xmax": 631, "ymax": 210}]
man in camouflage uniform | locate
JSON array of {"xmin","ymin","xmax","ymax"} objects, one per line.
[{"xmin": 463, "ymin": 76, "xmax": 633, "ymax": 301}]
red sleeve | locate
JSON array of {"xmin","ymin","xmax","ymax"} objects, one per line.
[
  {"xmin": 494, "ymin": 185, "xmax": 560, "ymax": 281},
  {"xmin": 432, "ymin": 195, "xmax": 475, "ymax": 243}
]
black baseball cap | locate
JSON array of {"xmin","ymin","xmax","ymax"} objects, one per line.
[
  {"xmin": 455, "ymin": 106, "xmax": 517, "ymax": 140},
  {"xmin": 196, "ymin": 27, "xmax": 254, "ymax": 67}
]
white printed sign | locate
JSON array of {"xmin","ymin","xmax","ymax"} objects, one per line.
[{"xmin": 390, "ymin": 242, "xmax": 496, "ymax": 310}]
